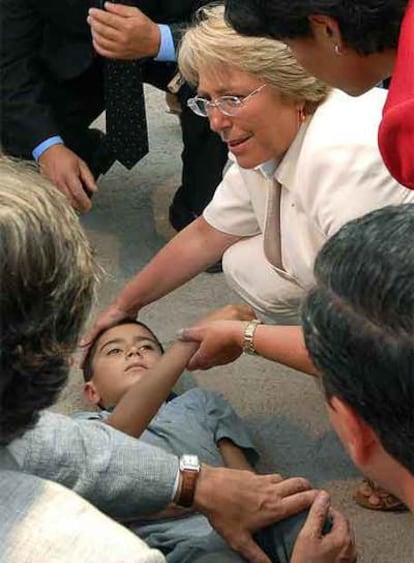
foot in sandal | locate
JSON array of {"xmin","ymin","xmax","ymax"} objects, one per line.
[{"xmin": 355, "ymin": 479, "xmax": 408, "ymax": 512}]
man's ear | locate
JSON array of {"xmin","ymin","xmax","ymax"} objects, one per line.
[
  {"xmin": 329, "ymin": 396, "xmax": 377, "ymax": 466},
  {"xmin": 309, "ymin": 14, "xmax": 344, "ymax": 50},
  {"xmin": 84, "ymin": 382, "xmax": 101, "ymax": 405}
]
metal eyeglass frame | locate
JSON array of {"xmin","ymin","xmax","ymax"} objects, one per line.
[{"xmin": 187, "ymin": 84, "xmax": 268, "ymax": 117}]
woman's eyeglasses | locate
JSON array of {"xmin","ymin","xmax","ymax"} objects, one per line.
[{"xmin": 187, "ymin": 84, "xmax": 268, "ymax": 117}]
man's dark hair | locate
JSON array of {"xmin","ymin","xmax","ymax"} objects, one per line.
[
  {"xmin": 82, "ymin": 319, "xmax": 164, "ymax": 383},
  {"xmin": 225, "ymin": 0, "xmax": 408, "ymax": 55},
  {"xmin": 302, "ymin": 204, "xmax": 414, "ymax": 474}
]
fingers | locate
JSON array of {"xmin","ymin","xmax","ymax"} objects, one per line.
[
  {"xmin": 269, "ymin": 473, "xmax": 285, "ymax": 484},
  {"xmin": 275, "ymin": 477, "xmax": 312, "ymax": 497},
  {"xmin": 88, "ymin": 5, "xmax": 138, "ymax": 29},
  {"xmin": 278, "ymin": 489, "xmax": 320, "ymax": 520},
  {"xmin": 79, "ymin": 161, "xmax": 98, "ymax": 194},
  {"xmin": 300, "ymin": 490, "xmax": 331, "ymax": 538},
  {"xmin": 88, "ymin": 17, "xmax": 120, "ymax": 41},
  {"xmin": 186, "ymin": 349, "xmax": 209, "ymax": 371},
  {"xmin": 231, "ymin": 533, "xmax": 271, "ymax": 563},
  {"xmin": 328, "ymin": 508, "xmax": 357, "ymax": 561},
  {"xmin": 77, "ymin": 341, "xmax": 92, "ymax": 369},
  {"xmin": 66, "ymin": 174, "xmax": 92, "ymax": 213},
  {"xmin": 177, "ymin": 326, "xmax": 201, "ymax": 343},
  {"xmin": 104, "ymin": 2, "xmax": 139, "ymax": 17}
]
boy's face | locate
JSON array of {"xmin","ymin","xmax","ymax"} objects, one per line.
[{"xmin": 85, "ymin": 323, "xmax": 163, "ymax": 408}]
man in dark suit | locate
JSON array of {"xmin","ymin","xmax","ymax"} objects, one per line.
[{"xmin": 0, "ymin": 0, "xmax": 227, "ymax": 224}]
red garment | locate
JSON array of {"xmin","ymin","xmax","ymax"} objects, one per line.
[{"xmin": 378, "ymin": 0, "xmax": 414, "ymax": 189}]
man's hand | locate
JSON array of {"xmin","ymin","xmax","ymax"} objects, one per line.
[
  {"xmin": 39, "ymin": 145, "xmax": 97, "ymax": 213},
  {"xmin": 178, "ymin": 319, "xmax": 246, "ymax": 371},
  {"xmin": 194, "ymin": 465, "xmax": 318, "ymax": 563},
  {"xmin": 88, "ymin": 3, "xmax": 161, "ymax": 60},
  {"xmin": 291, "ymin": 491, "xmax": 357, "ymax": 563}
]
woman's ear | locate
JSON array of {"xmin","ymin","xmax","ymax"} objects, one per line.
[
  {"xmin": 309, "ymin": 14, "xmax": 344, "ymax": 51},
  {"xmin": 84, "ymin": 382, "xmax": 101, "ymax": 405}
]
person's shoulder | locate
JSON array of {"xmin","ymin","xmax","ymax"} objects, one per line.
[
  {"xmin": 311, "ymin": 88, "xmax": 386, "ymax": 133},
  {"xmin": 299, "ymin": 88, "xmax": 386, "ymax": 164}
]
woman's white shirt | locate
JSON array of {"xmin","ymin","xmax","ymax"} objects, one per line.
[{"xmin": 204, "ymin": 88, "xmax": 413, "ymax": 319}]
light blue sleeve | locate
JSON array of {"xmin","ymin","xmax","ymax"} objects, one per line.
[
  {"xmin": 32, "ymin": 136, "xmax": 64, "ymax": 161},
  {"xmin": 154, "ymin": 25, "xmax": 176, "ymax": 62},
  {"xmin": 190, "ymin": 389, "xmax": 260, "ymax": 466}
]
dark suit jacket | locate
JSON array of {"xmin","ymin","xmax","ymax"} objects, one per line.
[{"xmin": 0, "ymin": 0, "xmax": 202, "ymax": 155}]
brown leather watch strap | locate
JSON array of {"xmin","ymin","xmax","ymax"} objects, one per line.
[{"xmin": 176, "ymin": 455, "xmax": 201, "ymax": 508}]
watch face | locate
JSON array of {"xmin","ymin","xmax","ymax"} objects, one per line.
[{"xmin": 180, "ymin": 455, "xmax": 200, "ymax": 471}]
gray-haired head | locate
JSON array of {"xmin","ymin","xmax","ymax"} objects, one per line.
[{"xmin": 0, "ymin": 158, "xmax": 98, "ymax": 444}]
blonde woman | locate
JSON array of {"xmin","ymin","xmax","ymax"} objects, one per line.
[
  {"xmin": 85, "ymin": 5, "xmax": 412, "ymax": 336},
  {"xmin": 82, "ymin": 3, "xmax": 414, "ymax": 516}
]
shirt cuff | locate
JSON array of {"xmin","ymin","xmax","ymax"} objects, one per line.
[
  {"xmin": 154, "ymin": 25, "xmax": 176, "ymax": 62},
  {"xmin": 32, "ymin": 136, "xmax": 64, "ymax": 161}
]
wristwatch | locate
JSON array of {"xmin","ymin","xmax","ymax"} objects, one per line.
[
  {"xmin": 176, "ymin": 455, "xmax": 201, "ymax": 507},
  {"xmin": 243, "ymin": 319, "xmax": 262, "ymax": 355}
]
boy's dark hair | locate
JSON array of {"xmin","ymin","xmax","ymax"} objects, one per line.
[
  {"xmin": 302, "ymin": 204, "xmax": 414, "ymax": 474},
  {"xmin": 225, "ymin": 0, "xmax": 408, "ymax": 55},
  {"xmin": 82, "ymin": 319, "xmax": 164, "ymax": 383}
]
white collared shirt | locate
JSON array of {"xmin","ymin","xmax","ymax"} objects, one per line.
[{"xmin": 204, "ymin": 88, "xmax": 414, "ymax": 293}]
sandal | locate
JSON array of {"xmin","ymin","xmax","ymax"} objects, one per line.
[{"xmin": 354, "ymin": 479, "xmax": 408, "ymax": 512}]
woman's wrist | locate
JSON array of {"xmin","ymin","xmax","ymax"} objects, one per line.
[{"xmin": 113, "ymin": 292, "xmax": 142, "ymax": 318}]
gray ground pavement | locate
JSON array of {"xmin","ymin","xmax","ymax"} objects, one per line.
[{"xmin": 56, "ymin": 86, "xmax": 414, "ymax": 562}]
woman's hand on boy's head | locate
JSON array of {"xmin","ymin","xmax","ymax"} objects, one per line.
[{"xmin": 78, "ymin": 303, "xmax": 135, "ymax": 367}]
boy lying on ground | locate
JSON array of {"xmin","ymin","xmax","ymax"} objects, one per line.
[{"xmin": 76, "ymin": 312, "xmax": 314, "ymax": 562}]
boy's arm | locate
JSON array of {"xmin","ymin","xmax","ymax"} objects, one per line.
[
  {"xmin": 105, "ymin": 340, "xmax": 198, "ymax": 438},
  {"xmin": 218, "ymin": 438, "xmax": 255, "ymax": 472},
  {"xmin": 105, "ymin": 305, "xmax": 256, "ymax": 438}
]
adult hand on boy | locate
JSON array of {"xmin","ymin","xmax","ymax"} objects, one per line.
[
  {"xmin": 178, "ymin": 319, "xmax": 246, "ymax": 371},
  {"xmin": 194, "ymin": 466, "xmax": 318, "ymax": 563},
  {"xmin": 291, "ymin": 491, "xmax": 357, "ymax": 563},
  {"xmin": 178, "ymin": 304, "xmax": 256, "ymax": 370},
  {"xmin": 79, "ymin": 302, "xmax": 133, "ymax": 367}
]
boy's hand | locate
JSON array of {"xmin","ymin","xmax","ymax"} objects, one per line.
[{"xmin": 291, "ymin": 491, "xmax": 357, "ymax": 563}]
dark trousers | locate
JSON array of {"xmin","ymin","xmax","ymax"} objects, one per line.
[
  {"xmin": 34, "ymin": 58, "xmax": 227, "ymax": 215},
  {"xmin": 167, "ymin": 510, "xmax": 309, "ymax": 563}
]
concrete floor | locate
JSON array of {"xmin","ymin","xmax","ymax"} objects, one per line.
[{"xmin": 57, "ymin": 86, "xmax": 414, "ymax": 562}]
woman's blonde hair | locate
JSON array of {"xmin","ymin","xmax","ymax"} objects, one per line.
[
  {"xmin": 0, "ymin": 158, "xmax": 98, "ymax": 443},
  {"xmin": 179, "ymin": 5, "xmax": 330, "ymax": 112}
]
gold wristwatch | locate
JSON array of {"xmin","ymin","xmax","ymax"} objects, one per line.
[{"xmin": 242, "ymin": 319, "xmax": 262, "ymax": 355}]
